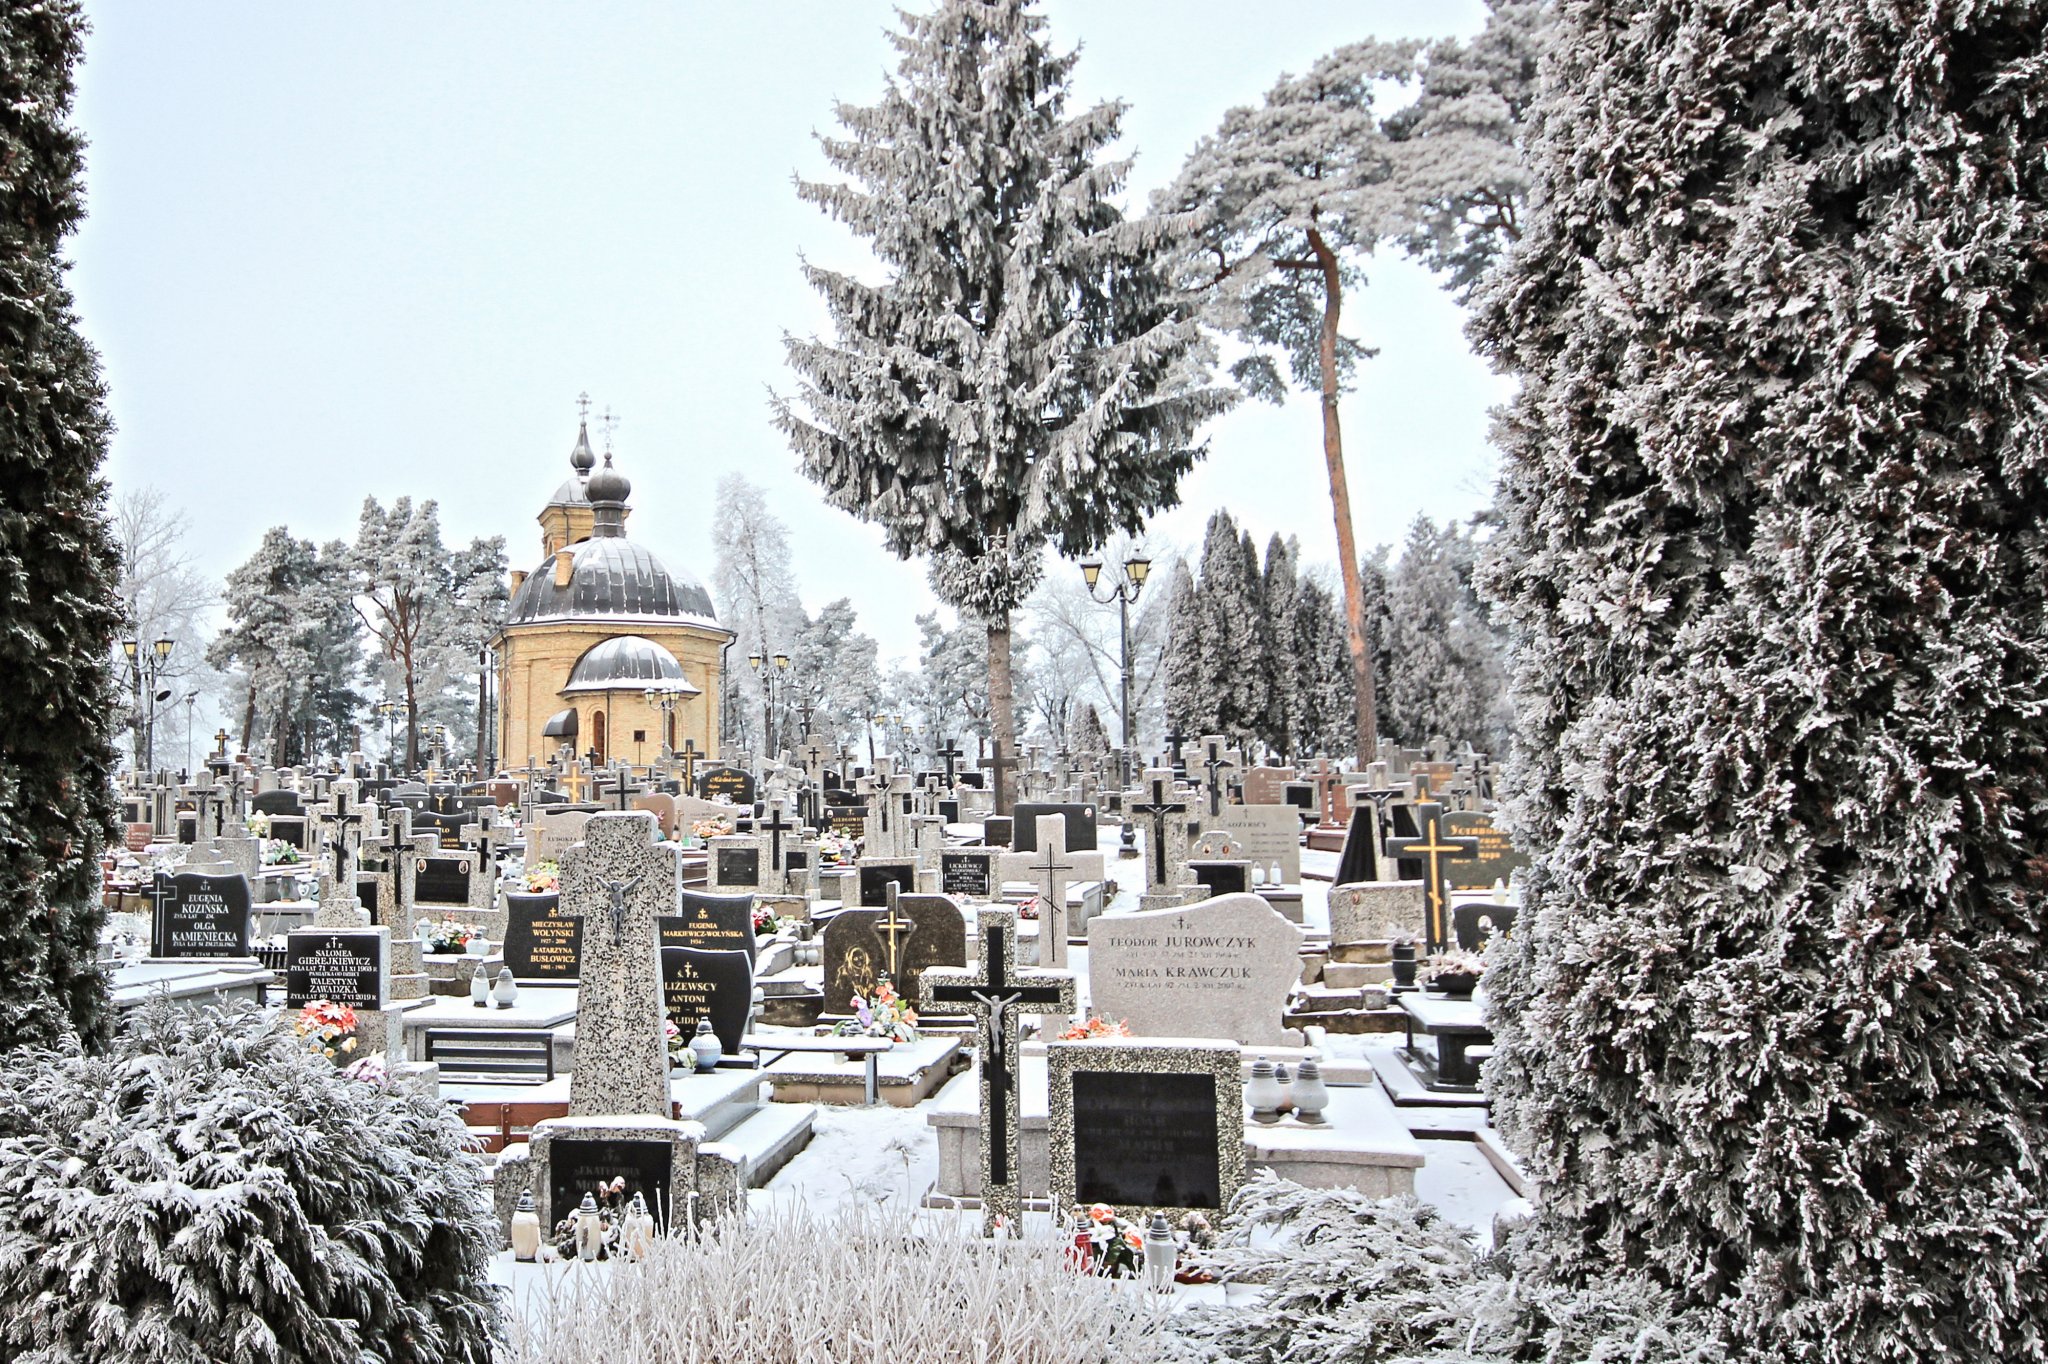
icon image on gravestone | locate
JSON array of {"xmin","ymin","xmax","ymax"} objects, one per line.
[
  {"xmin": 547, "ymin": 1138, "xmax": 674, "ymax": 1229},
  {"xmin": 821, "ymin": 909, "xmax": 887, "ymax": 1015},
  {"xmin": 1048, "ymin": 1040, "xmax": 1244, "ymax": 1221},
  {"xmin": 1453, "ymin": 901, "xmax": 1518, "ymax": 952},
  {"xmin": 285, "ymin": 932, "xmax": 384, "ymax": 1009},
  {"xmin": 660, "ymin": 946, "xmax": 753, "ymax": 1056},
  {"xmin": 502, "ymin": 892, "xmax": 580, "ymax": 980},
  {"xmin": 149, "ymin": 871, "xmax": 252, "ymax": 958}
]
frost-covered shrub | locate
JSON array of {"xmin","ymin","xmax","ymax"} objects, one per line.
[
  {"xmin": 0, "ymin": 1003, "xmax": 502, "ymax": 1364},
  {"xmin": 1468, "ymin": 0, "xmax": 2048, "ymax": 1358},
  {"xmin": 505, "ymin": 1203, "xmax": 1168, "ymax": 1363},
  {"xmin": 1162, "ymin": 1173, "xmax": 1723, "ymax": 1364}
]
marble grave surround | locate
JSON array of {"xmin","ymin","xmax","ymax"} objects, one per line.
[{"xmin": 1046, "ymin": 1037, "xmax": 1246, "ymax": 1223}]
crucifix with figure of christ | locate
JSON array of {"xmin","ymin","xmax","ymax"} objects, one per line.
[
  {"xmin": 921, "ymin": 908, "xmax": 1074, "ymax": 1235},
  {"xmin": 1386, "ymin": 800, "xmax": 1480, "ymax": 953},
  {"xmin": 935, "ymin": 737, "xmax": 964, "ymax": 789},
  {"xmin": 1129, "ymin": 773, "xmax": 1189, "ymax": 893},
  {"xmin": 560, "ymin": 812, "xmax": 680, "ymax": 1117},
  {"xmin": 1200, "ymin": 738, "xmax": 1234, "ymax": 819}
]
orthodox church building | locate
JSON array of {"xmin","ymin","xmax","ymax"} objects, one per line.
[{"xmin": 491, "ymin": 419, "xmax": 729, "ymax": 771}]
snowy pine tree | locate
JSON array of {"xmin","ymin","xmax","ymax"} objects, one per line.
[
  {"xmin": 1288, "ymin": 576, "xmax": 1354, "ymax": 761},
  {"xmin": 0, "ymin": 0, "xmax": 124, "ymax": 1053},
  {"xmin": 1259, "ymin": 534, "xmax": 1301, "ymax": 756},
  {"xmin": 1473, "ymin": 3, "xmax": 2048, "ymax": 1358},
  {"xmin": 1380, "ymin": 516, "xmax": 1507, "ymax": 752},
  {"xmin": 1161, "ymin": 557, "xmax": 1209, "ymax": 743},
  {"xmin": 777, "ymin": 0, "xmax": 1228, "ymax": 811},
  {"xmin": 0, "ymin": 1003, "xmax": 503, "ymax": 1362}
]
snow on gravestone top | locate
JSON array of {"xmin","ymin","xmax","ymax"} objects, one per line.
[{"xmin": 1087, "ymin": 894, "xmax": 1304, "ymax": 1046}]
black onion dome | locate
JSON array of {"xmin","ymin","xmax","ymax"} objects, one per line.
[{"xmin": 585, "ymin": 452, "xmax": 631, "ymax": 505}]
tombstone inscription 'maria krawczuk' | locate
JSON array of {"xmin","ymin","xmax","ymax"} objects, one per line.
[
  {"xmin": 1087, "ymin": 894, "xmax": 1304, "ymax": 1047},
  {"xmin": 1047, "ymin": 1039, "xmax": 1244, "ymax": 1221}
]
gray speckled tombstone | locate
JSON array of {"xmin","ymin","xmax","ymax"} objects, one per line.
[
  {"xmin": 558, "ymin": 813, "xmax": 683, "ymax": 1118},
  {"xmin": 1087, "ymin": 893, "xmax": 1304, "ymax": 1047},
  {"xmin": 518, "ymin": 813, "xmax": 746, "ymax": 1234},
  {"xmin": 1326, "ymin": 880, "xmax": 1427, "ymax": 948}
]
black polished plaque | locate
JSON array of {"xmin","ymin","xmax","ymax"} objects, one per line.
[
  {"xmin": 547, "ymin": 1138, "xmax": 673, "ymax": 1227},
  {"xmin": 1070, "ymin": 1069, "xmax": 1223, "ymax": 1210},
  {"xmin": 714, "ymin": 845, "xmax": 761, "ymax": 888},
  {"xmin": 502, "ymin": 891, "xmax": 579, "ymax": 980}
]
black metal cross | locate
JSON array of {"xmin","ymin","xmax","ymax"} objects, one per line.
[
  {"xmin": 1163, "ymin": 724, "xmax": 1189, "ymax": 772},
  {"xmin": 761, "ymin": 803, "xmax": 794, "ymax": 871},
  {"xmin": 1129, "ymin": 775, "xmax": 1187, "ymax": 887},
  {"xmin": 148, "ymin": 872, "xmax": 177, "ymax": 949},
  {"xmin": 1386, "ymin": 801, "xmax": 1480, "ymax": 952},
  {"xmin": 936, "ymin": 737, "xmax": 963, "ymax": 788},
  {"xmin": 678, "ymin": 739, "xmax": 701, "ymax": 794},
  {"xmin": 1201, "ymin": 744, "xmax": 1234, "ymax": 819},
  {"xmin": 920, "ymin": 908, "xmax": 1075, "ymax": 1235}
]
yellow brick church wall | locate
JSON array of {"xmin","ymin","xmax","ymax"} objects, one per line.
[{"xmin": 497, "ymin": 622, "xmax": 724, "ymax": 774}]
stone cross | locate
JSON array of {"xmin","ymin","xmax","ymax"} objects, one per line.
[
  {"xmin": 458, "ymin": 804, "xmax": 503, "ymax": 876},
  {"xmin": 1011, "ymin": 814, "xmax": 1075, "ymax": 968},
  {"xmin": 1308, "ymin": 756, "xmax": 1345, "ymax": 828},
  {"xmin": 978, "ymin": 741, "xmax": 1017, "ymax": 816},
  {"xmin": 920, "ymin": 908, "xmax": 1074, "ymax": 1235},
  {"xmin": 1387, "ymin": 800, "xmax": 1480, "ymax": 953},
  {"xmin": 181, "ymin": 773, "xmax": 223, "ymax": 841},
  {"xmin": 560, "ymin": 812, "xmax": 681, "ymax": 1117}
]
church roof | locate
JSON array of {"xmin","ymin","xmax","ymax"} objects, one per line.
[
  {"xmin": 560, "ymin": 635, "xmax": 702, "ymax": 696},
  {"xmin": 507, "ymin": 536, "xmax": 722, "ymax": 630}
]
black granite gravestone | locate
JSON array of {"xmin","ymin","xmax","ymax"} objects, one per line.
[
  {"xmin": 1011, "ymin": 803, "xmax": 1097, "ymax": 852},
  {"xmin": 149, "ymin": 871, "xmax": 252, "ymax": 958},
  {"xmin": 660, "ymin": 945, "xmax": 753, "ymax": 1056},
  {"xmin": 1070, "ymin": 1069, "xmax": 1223, "ymax": 1210},
  {"xmin": 1453, "ymin": 900, "xmax": 1517, "ymax": 952},
  {"xmin": 714, "ymin": 845, "xmax": 762, "ymax": 888},
  {"xmin": 697, "ymin": 766, "xmax": 757, "ymax": 805},
  {"xmin": 547, "ymin": 1137, "xmax": 672, "ymax": 1228},
  {"xmin": 1443, "ymin": 812, "xmax": 1530, "ymax": 890},
  {"xmin": 1191, "ymin": 860, "xmax": 1252, "ymax": 896},
  {"xmin": 820, "ymin": 908, "xmax": 885, "ymax": 1015},
  {"xmin": 502, "ymin": 891, "xmax": 580, "ymax": 980},
  {"xmin": 284, "ymin": 931, "xmax": 383, "ymax": 1009},
  {"xmin": 938, "ymin": 850, "xmax": 996, "ymax": 900},
  {"xmin": 414, "ymin": 856, "xmax": 472, "ymax": 906},
  {"xmin": 857, "ymin": 860, "xmax": 917, "ymax": 908},
  {"xmin": 659, "ymin": 890, "xmax": 758, "ymax": 965}
]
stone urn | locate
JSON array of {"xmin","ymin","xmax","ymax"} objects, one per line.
[{"xmin": 1389, "ymin": 941, "xmax": 1419, "ymax": 988}]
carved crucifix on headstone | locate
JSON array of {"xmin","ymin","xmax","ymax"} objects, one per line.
[
  {"xmin": 560, "ymin": 813, "xmax": 679, "ymax": 1118},
  {"xmin": 760, "ymin": 801, "xmax": 796, "ymax": 886},
  {"xmin": 921, "ymin": 908, "xmax": 1074, "ymax": 1235},
  {"xmin": 876, "ymin": 881, "xmax": 912, "ymax": 981},
  {"xmin": 1387, "ymin": 801, "xmax": 1480, "ymax": 953},
  {"xmin": 1019, "ymin": 814, "xmax": 1075, "ymax": 969}
]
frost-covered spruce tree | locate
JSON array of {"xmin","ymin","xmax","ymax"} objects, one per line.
[
  {"xmin": 777, "ymin": 0, "xmax": 1228, "ymax": 813},
  {"xmin": 0, "ymin": 0, "xmax": 123, "ymax": 1054},
  {"xmin": 0, "ymin": 1003, "xmax": 503, "ymax": 1362},
  {"xmin": 1259, "ymin": 534, "xmax": 1301, "ymax": 756},
  {"xmin": 1161, "ymin": 558, "xmax": 1209, "ymax": 742},
  {"xmin": 1473, "ymin": 2, "xmax": 2048, "ymax": 1359}
]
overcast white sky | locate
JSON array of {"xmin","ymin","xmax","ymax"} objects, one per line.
[{"xmin": 72, "ymin": 0, "xmax": 1508, "ymax": 669}]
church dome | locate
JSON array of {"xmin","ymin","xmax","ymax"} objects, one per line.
[
  {"xmin": 585, "ymin": 452, "xmax": 631, "ymax": 505},
  {"xmin": 560, "ymin": 635, "xmax": 702, "ymax": 696},
  {"xmin": 507, "ymin": 537, "xmax": 720, "ymax": 628}
]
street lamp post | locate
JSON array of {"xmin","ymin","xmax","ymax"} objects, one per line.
[
  {"xmin": 748, "ymin": 650, "xmax": 793, "ymax": 757},
  {"xmin": 121, "ymin": 636, "xmax": 177, "ymax": 774},
  {"xmin": 376, "ymin": 701, "xmax": 400, "ymax": 764},
  {"xmin": 1078, "ymin": 552, "xmax": 1151, "ymax": 791},
  {"xmin": 643, "ymin": 685, "xmax": 685, "ymax": 761}
]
